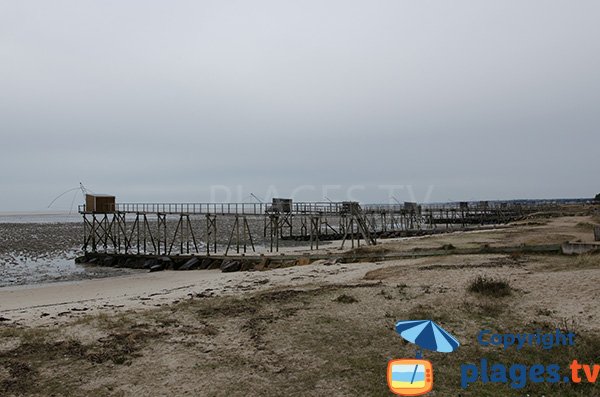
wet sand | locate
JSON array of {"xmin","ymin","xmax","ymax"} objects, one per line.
[
  {"xmin": 0, "ymin": 221, "xmax": 141, "ymax": 287},
  {"xmin": 0, "ymin": 260, "xmax": 384, "ymax": 325},
  {"xmin": 0, "ymin": 216, "xmax": 337, "ymax": 287}
]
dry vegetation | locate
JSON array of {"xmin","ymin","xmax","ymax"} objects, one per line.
[
  {"xmin": 467, "ymin": 275, "xmax": 512, "ymax": 297},
  {"xmin": 1, "ymin": 213, "xmax": 600, "ymax": 396},
  {"xmin": 2, "ymin": 253, "xmax": 600, "ymax": 396}
]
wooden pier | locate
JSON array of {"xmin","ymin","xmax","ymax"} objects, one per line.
[{"xmin": 79, "ymin": 198, "xmax": 540, "ymax": 256}]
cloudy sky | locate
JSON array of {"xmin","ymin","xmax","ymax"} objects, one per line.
[{"xmin": 1, "ymin": 1, "xmax": 598, "ymax": 211}]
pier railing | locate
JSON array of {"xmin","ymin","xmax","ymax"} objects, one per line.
[
  {"xmin": 78, "ymin": 200, "xmax": 533, "ymax": 216},
  {"xmin": 78, "ymin": 201, "xmax": 349, "ymax": 215}
]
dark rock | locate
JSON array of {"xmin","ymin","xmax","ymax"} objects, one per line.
[
  {"xmin": 207, "ymin": 260, "xmax": 222, "ymax": 270},
  {"xmin": 220, "ymin": 260, "xmax": 241, "ymax": 273},
  {"xmin": 122, "ymin": 257, "xmax": 135, "ymax": 267},
  {"xmin": 314, "ymin": 258, "xmax": 342, "ymax": 266},
  {"xmin": 180, "ymin": 257, "xmax": 200, "ymax": 271},
  {"xmin": 158, "ymin": 256, "xmax": 173, "ymax": 269},
  {"xmin": 113, "ymin": 257, "xmax": 125, "ymax": 268},
  {"xmin": 124, "ymin": 258, "xmax": 146, "ymax": 269},
  {"xmin": 149, "ymin": 263, "xmax": 165, "ymax": 272},
  {"xmin": 171, "ymin": 260, "xmax": 185, "ymax": 270},
  {"xmin": 198, "ymin": 258, "xmax": 213, "ymax": 270},
  {"xmin": 144, "ymin": 259, "xmax": 159, "ymax": 269},
  {"xmin": 102, "ymin": 256, "xmax": 115, "ymax": 267},
  {"xmin": 240, "ymin": 261, "xmax": 255, "ymax": 271}
]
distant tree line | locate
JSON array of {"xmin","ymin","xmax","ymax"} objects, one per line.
[{"xmin": 596, "ymin": 193, "xmax": 600, "ymax": 202}]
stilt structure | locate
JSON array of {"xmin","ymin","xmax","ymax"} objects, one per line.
[{"xmin": 80, "ymin": 196, "xmax": 541, "ymax": 256}]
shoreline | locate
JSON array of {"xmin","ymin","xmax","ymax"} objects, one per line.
[{"xmin": 0, "ymin": 260, "xmax": 386, "ymax": 326}]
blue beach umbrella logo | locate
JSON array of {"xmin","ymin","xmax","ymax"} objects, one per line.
[
  {"xmin": 388, "ymin": 320, "xmax": 459, "ymax": 395},
  {"xmin": 395, "ymin": 319, "xmax": 460, "ymax": 355}
]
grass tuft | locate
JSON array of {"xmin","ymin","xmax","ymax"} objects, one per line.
[
  {"xmin": 467, "ymin": 275, "xmax": 512, "ymax": 297},
  {"xmin": 333, "ymin": 294, "xmax": 358, "ymax": 304},
  {"xmin": 573, "ymin": 253, "xmax": 600, "ymax": 269}
]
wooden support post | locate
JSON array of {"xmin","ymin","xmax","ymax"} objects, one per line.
[
  {"xmin": 225, "ymin": 215, "xmax": 240, "ymax": 256},
  {"xmin": 186, "ymin": 215, "xmax": 199, "ymax": 254},
  {"xmin": 157, "ymin": 213, "xmax": 167, "ymax": 255},
  {"xmin": 205, "ymin": 214, "xmax": 217, "ymax": 255},
  {"xmin": 269, "ymin": 215, "xmax": 279, "ymax": 252},
  {"xmin": 82, "ymin": 214, "xmax": 89, "ymax": 252},
  {"xmin": 244, "ymin": 217, "xmax": 256, "ymax": 252},
  {"xmin": 236, "ymin": 215, "xmax": 240, "ymax": 254},
  {"xmin": 242, "ymin": 216, "xmax": 247, "ymax": 253}
]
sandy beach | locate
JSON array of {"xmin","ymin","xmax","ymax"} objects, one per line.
[
  {"xmin": 1, "ymin": 212, "xmax": 600, "ymax": 396},
  {"xmin": 0, "ymin": 260, "xmax": 386, "ymax": 326}
]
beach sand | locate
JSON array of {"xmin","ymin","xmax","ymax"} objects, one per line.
[{"xmin": 1, "ymin": 212, "xmax": 599, "ymax": 396}]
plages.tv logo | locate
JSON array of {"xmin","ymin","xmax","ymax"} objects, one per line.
[{"xmin": 388, "ymin": 320, "xmax": 460, "ymax": 396}]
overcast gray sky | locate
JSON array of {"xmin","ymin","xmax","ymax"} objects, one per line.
[{"xmin": 1, "ymin": 1, "xmax": 598, "ymax": 211}]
